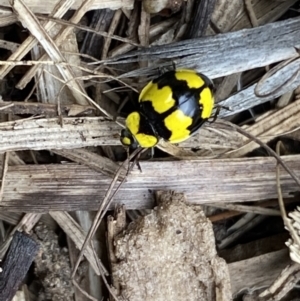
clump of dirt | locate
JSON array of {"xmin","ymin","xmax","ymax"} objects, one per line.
[
  {"xmin": 112, "ymin": 191, "xmax": 232, "ymax": 301},
  {"xmin": 32, "ymin": 223, "xmax": 74, "ymax": 301}
]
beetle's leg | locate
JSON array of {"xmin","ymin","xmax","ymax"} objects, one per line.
[
  {"xmin": 208, "ymin": 107, "xmax": 220, "ymax": 124},
  {"xmin": 156, "ymin": 66, "xmax": 164, "ymax": 77},
  {"xmin": 171, "ymin": 61, "xmax": 176, "ymax": 71},
  {"xmin": 136, "ymin": 160, "xmax": 143, "ymax": 173},
  {"xmin": 157, "ymin": 61, "xmax": 177, "ymax": 76},
  {"xmin": 208, "ymin": 105, "xmax": 232, "ymax": 124},
  {"xmin": 150, "ymin": 147, "xmax": 154, "ymax": 159},
  {"xmin": 126, "ymin": 148, "xmax": 131, "ymax": 176},
  {"xmin": 216, "ymin": 104, "xmax": 231, "ymax": 112},
  {"xmin": 131, "ymin": 147, "xmax": 149, "ymax": 173},
  {"xmin": 126, "ymin": 148, "xmax": 143, "ymax": 175}
]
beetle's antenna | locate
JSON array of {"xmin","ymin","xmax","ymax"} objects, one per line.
[{"xmin": 71, "ymin": 147, "xmax": 142, "ymax": 279}]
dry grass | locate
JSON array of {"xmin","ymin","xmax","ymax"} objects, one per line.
[{"xmin": 0, "ymin": 0, "xmax": 300, "ymax": 300}]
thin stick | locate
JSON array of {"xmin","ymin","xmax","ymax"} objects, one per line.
[
  {"xmin": 0, "ymin": 103, "xmax": 14, "ymax": 111},
  {"xmin": 71, "ymin": 148, "xmax": 142, "ymax": 279},
  {"xmin": 217, "ymin": 119, "xmax": 300, "ymax": 188},
  {"xmin": 276, "ymin": 141, "xmax": 289, "ymax": 218},
  {"xmin": 276, "ymin": 141, "xmax": 300, "ymax": 248},
  {"xmin": 24, "ymin": 67, "xmax": 43, "ymax": 102},
  {"xmin": 72, "ymin": 280, "xmax": 99, "ymax": 301},
  {"xmin": 244, "ymin": 0, "xmax": 259, "ymax": 27},
  {"xmin": 95, "ymin": 148, "xmax": 148, "ymax": 232},
  {"xmin": 43, "ymin": 68, "xmax": 136, "ymax": 127},
  {"xmin": 37, "ymin": 15, "xmax": 140, "ymax": 47},
  {"xmin": 218, "ymin": 214, "xmax": 266, "ymax": 249},
  {"xmin": 102, "ymin": 9, "xmax": 123, "ymax": 60},
  {"xmin": 209, "ymin": 203, "xmax": 280, "ymax": 216},
  {"xmin": 0, "ymin": 152, "xmax": 9, "ymax": 204},
  {"xmin": 209, "ymin": 210, "xmax": 242, "ymax": 222},
  {"xmin": 99, "ymin": 267, "xmax": 121, "ymax": 301}
]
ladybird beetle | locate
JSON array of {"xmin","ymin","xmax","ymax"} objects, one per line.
[{"xmin": 120, "ymin": 69, "xmax": 215, "ymax": 149}]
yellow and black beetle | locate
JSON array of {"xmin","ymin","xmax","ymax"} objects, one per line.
[{"xmin": 120, "ymin": 69, "xmax": 215, "ymax": 149}]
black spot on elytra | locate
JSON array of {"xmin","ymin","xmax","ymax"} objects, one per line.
[{"xmin": 139, "ymin": 71, "xmax": 212, "ymax": 140}]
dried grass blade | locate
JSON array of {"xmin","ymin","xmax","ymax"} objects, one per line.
[
  {"xmin": 16, "ymin": 0, "xmax": 94, "ymax": 90},
  {"xmin": 0, "ymin": 0, "xmax": 74, "ymax": 79},
  {"xmin": 11, "ymin": 0, "xmax": 88, "ymax": 105},
  {"xmin": 49, "ymin": 211, "xmax": 106, "ymax": 276}
]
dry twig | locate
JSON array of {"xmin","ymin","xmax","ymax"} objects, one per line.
[
  {"xmin": 0, "ymin": 152, "xmax": 9, "ymax": 204},
  {"xmin": 71, "ymin": 148, "xmax": 142, "ymax": 278}
]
